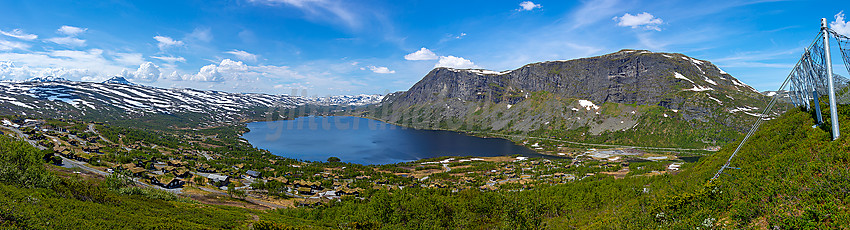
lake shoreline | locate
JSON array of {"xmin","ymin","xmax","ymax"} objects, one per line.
[{"xmin": 240, "ymin": 116, "xmax": 560, "ymax": 165}]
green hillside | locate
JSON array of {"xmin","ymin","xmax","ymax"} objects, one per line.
[{"xmin": 1, "ymin": 106, "xmax": 848, "ymax": 229}]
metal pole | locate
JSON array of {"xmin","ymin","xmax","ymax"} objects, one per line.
[{"xmin": 823, "ymin": 18, "xmax": 840, "ymax": 140}]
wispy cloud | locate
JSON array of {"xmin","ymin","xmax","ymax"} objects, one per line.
[
  {"xmin": 569, "ymin": 0, "xmax": 622, "ymax": 29},
  {"xmin": 46, "ymin": 37, "xmax": 86, "ymax": 47},
  {"xmin": 154, "ymin": 36, "xmax": 184, "ymax": 50},
  {"xmin": 151, "ymin": 55, "xmax": 187, "ymax": 63},
  {"xmin": 187, "ymin": 27, "xmax": 213, "ymax": 42},
  {"xmin": 57, "ymin": 25, "xmax": 87, "ymax": 36},
  {"xmin": 711, "ymin": 48, "xmax": 800, "ymax": 69},
  {"xmin": 0, "ymin": 40, "xmax": 30, "ymax": 51},
  {"xmin": 112, "ymin": 52, "xmax": 145, "ymax": 66},
  {"xmin": 0, "ymin": 29, "xmax": 37, "ymax": 40},
  {"xmin": 224, "ymin": 50, "xmax": 258, "ymax": 62},
  {"xmin": 47, "ymin": 25, "xmax": 87, "ymax": 47},
  {"xmin": 248, "ymin": 0, "xmax": 361, "ymax": 29}
]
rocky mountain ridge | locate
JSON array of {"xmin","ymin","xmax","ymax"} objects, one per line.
[{"xmin": 370, "ymin": 49, "xmax": 773, "ymax": 148}]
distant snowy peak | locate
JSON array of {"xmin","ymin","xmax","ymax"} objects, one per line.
[
  {"xmin": 0, "ymin": 79, "xmax": 385, "ymax": 123},
  {"xmin": 311, "ymin": 94, "xmax": 385, "ymax": 106},
  {"xmin": 102, "ymin": 76, "xmax": 135, "ymax": 85},
  {"xmin": 26, "ymin": 76, "xmax": 69, "ymax": 83}
]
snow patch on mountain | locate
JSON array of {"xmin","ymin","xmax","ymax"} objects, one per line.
[
  {"xmin": 685, "ymin": 85, "xmax": 713, "ymax": 92},
  {"xmin": 310, "ymin": 94, "xmax": 385, "ymax": 106},
  {"xmin": 102, "ymin": 76, "xmax": 135, "ymax": 85},
  {"xmin": 447, "ymin": 68, "xmax": 513, "ymax": 75},
  {"xmin": 26, "ymin": 76, "xmax": 69, "ymax": 82},
  {"xmin": 707, "ymin": 95, "xmax": 722, "ymax": 105},
  {"xmin": 578, "ymin": 100, "xmax": 600, "ymax": 110},
  {"xmin": 704, "ymin": 76, "xmax": 717, "ymax": 86},
  {"xmin": 674, "ymin": 72, "xmax": 694, "ymax": 83}
]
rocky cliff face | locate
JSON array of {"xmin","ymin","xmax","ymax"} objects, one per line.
[
  {"xmin": 393, "ymin": 49, "xmax": 760, "ymax": 108},
  {"xmin": 372, "ymin": 50, "xmax": 771, "ymax": 148}
]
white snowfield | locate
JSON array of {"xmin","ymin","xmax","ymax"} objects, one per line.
[
  {"xmin": 578, "ymin": 100, "xmax": 600, "ymax": 110},
  {"xmin": 0, "ymin": 80, "xmax": 384, "ymax": 120},
  {"xmin": 674, "ymin": 72, "xmax": 693, "ymax": 83},
  {"xmin": 685, "ymin": 85, "xmax": 714, "ymax": 92}
]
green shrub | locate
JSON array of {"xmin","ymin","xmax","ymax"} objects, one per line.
[{"xmin": 0, "ymin": 136, "xmax": 55, "ymax": 188}]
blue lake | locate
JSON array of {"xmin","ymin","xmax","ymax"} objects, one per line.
[{"xmin": 242, "ymin": 116, "xmax": 546, "ymax": 165}]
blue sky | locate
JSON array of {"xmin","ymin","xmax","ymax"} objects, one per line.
[{"xmin": 0, "ymin": 0, "xmax": 848, "ymax": 96}]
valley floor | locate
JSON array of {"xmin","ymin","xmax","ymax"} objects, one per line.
[{"xmin": 1, "ymin": 106, "xmax": 848, "ymax": 229}]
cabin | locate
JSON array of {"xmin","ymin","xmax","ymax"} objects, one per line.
[
  {"xmin": 152, "ymin": 176, "xmax": 185, "ymax": 189},
  {"xmin": 297, "ymin": 187, "xmax": 314, "ymax": 195},
  {"xmin": 244, "ymin": 170, "xmax": 261, "ymax": 179},
  {"xmin": 172, "ymin": 169, "xmax": 192, "ymax": 178},
  {"xmin": 294, "ymin": 180, "xmax": 323, "ymax": 190},
  {"xmin": 337, "ymin": 188, "xmax": 362, "ymax": 196},
  {"xmin": 129, "ymin": 167, "xmax": 147, "ymax": 177},
  {"xmin": 82, "ymin": 145, "xmax": 100, "ymax": 153},
  {"xmin": 163, "ymin": 178, "xmax": 186, "ymax": 189},
  {"xmin": 167, "ymin": 160, "xmax": 185, "ymax": 167},
  {"xmin": 206, "ymin": 174, "xmax": 230, "ymax": 186}
]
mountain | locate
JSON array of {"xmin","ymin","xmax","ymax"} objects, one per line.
[
  {"xmin": 26, "ymin": 76, "xmax": 69, "ymax": 83},
  {"xmin": 369, "ymin": 49, "xmax": 774, "ymax": 148},
  {"xmin": 102, "ymin": 76, "xmax": 135, "ymax": 85},
  {"xmin": 0, "ymin": 80, "xmax": 381, "ymax": 126},
  {"xmin": 309, "ymin": 94, "xmax": 385, "ymax": 106}
]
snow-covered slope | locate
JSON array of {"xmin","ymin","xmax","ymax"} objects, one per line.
[
  {"xmin": 102, "ymin": 76, "xmax": 135, "ymax": 85},
  {"xmin": 308, "ymin": 94, "xmax": 385, "ymax": 106},
  {"xmin": 0, "ymin": 80, "xmax": 381, "ymax": 123}
]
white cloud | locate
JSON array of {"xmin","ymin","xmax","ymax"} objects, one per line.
[
  {"xmin": 191, "ymin": 64, "xmax": 224, "ymax": 82},
  {"xmin": 367, "ymin": 65, "xmax": 395, "ymax": 74},
  {"xmin": 151, "ymin": 56, "xmax": 186, "ymax": 62},
  {"xmin": 435, "ymin": 56, "xmax": 480, "ymax": 69},
  {"xmin": 0, "ymin": 29, "xmax": 37, "ymax": 40},
  {"xmin": 613, "ymin": 12, "xmax": 663, "ymax": 31},
  {"xmin": 0, "ymin": 61, "xmax": 98, "ymax": 82},
  {"xmin": 185, "ymin": 59, "xmax": 250, "ymax": 82},
  {"xmin": 178, "ymin": 59, "xmax": 345, "ymax": 93},
  {"xmin": 153, "ymin": 36, "xmax": 184, "ymax": 49},
  {"xmin": 517, "ymin": 1, "xmax": 541, "ymax": 11},
  {"xmin": 57, "ymin": 26, "xmax": 87, "ymax": 36},
  {"xmin": 163, "ymin": 71, "xmax": 184, "ymax": 81},
  {"xmin": 224, "ymin": 50, "xmax": 258, "ymax": 62},
  {"xmin": 46, "ymin": 37, "xmax": 86, "ymax": 47},
  {"xmin": 0, "ymin": 40, "xmax": 30, "ymax": 51},
  {"xmin": 404, "ymin": 47, "xmax": 439, "ymax": 60},
  {"xmin": 0, "ymin": 49, "xmax": 138, "ymax": 82},
  {"xmin": 832, "ymin": 11, "xmax": 850, "ymax": 37},
  {"xmin": 131, "ymin": 62, "xmax": 162, "ymax": 83}
]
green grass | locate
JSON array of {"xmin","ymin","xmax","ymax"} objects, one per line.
[{"xmin": 2, "ymin": 105, "xmax": 849, "ymax": 229}]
